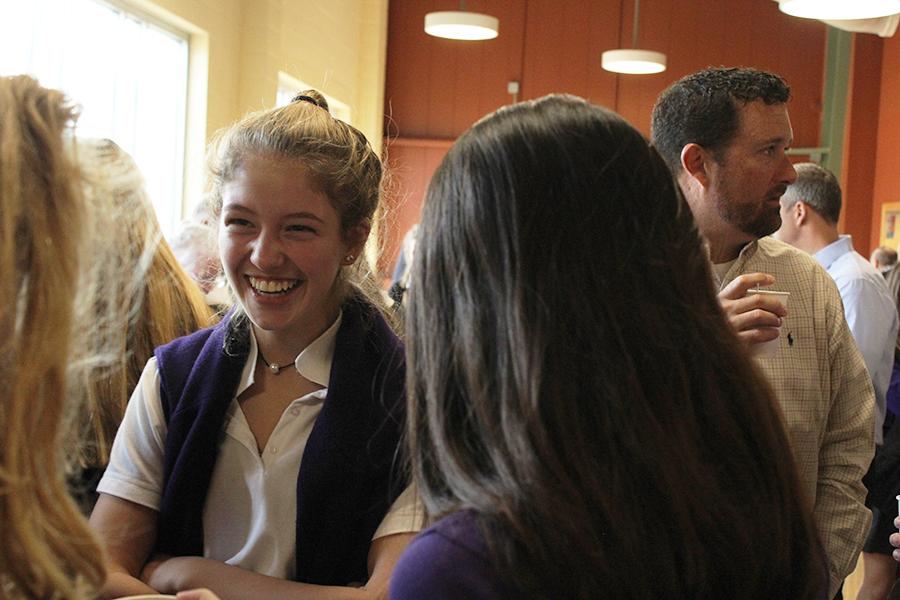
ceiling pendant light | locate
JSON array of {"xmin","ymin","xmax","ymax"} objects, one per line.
[
  {"xmin": 602, "ymin": 0, "xmax": 666, "ymax": 75},
  {"xmin": 777, "ymin": 0, "xmax": 900, "ymax": 20},
  {"xmin": 424, "ymin": 1, "xmax": 499, "ymax": 41}
]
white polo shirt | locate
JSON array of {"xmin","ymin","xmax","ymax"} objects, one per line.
[{"xmin": 98, "ymin": 314, "xmax": 423, "ymax": 580}]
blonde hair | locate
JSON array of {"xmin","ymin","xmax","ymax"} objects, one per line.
[
  {"xmin": 66, "ymin": 139, "xmax": 214, "ymax": 471},
  {"xmin": 207, "ymin": 90, "xmax": 388, "ymax": 314},
  {"xmin": 0, "ymin": 75, "xmax": 104, "ymax": 599}
]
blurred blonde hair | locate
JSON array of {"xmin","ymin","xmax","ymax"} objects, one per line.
[
  {"xmin": 66, "ymin": 138, "xmax": 214, "ymax": 471},
  {"xmin": 0, "ymin": 75, "xmax": 104, "ymax": 599}
]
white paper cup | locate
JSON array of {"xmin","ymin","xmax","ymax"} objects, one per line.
[{"xmin": 745, "ymin": 289, "xmax": 790, "ymax": 357}]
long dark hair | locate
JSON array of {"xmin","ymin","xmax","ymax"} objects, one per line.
[{"xmin": 406, "ymin": 94, "xmax": 822, "ymax": 599}]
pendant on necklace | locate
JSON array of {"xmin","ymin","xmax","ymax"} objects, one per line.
[{"xmin": 259, "ymin": 350, "xmax": 292, "ymax": 375}]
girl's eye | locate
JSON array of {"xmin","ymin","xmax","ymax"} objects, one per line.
[
  {"xmin": 224, "ymin": 218, "xmax": 253, "ymax": 229},
  {"xmin": 287, "ymin": 224, "xmax": 316, "ymax": 234}
]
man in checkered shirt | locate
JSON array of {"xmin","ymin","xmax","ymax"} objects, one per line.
[{"xmin": 652, "ymin": 67, "xmax": 875, "ymax": 598}]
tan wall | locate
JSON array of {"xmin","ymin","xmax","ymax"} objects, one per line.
[
  {"xmin": 124, "ymin": 0, "xmax": 388, "ymax": 214},
  {"xmin": 238, "ymin": 0, "xmax": 388, "ymax": 148}
]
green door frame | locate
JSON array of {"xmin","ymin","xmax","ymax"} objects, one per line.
[
  {"xmin": 819, "ymin": 26, "xmax": 853, "ymax": 175},
  {"xmin": 786, "ymin": 26, "xmax": 852, "ymax": 172}
]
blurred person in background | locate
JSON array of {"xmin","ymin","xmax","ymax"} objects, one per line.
[
  {"xmin": 170, "ymin": 201, "xmax": 231, "ymax": 308},
  {"xmin": 67, "ymin": 138, "xmax": 214, "ymax": 512},
  {"xmin": 871, "ymin": 246, "xmax": 898, "ymax": 275}
]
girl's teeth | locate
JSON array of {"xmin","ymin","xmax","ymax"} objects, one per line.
[{"xmin": 249, "ymin": 277, "xmax": 299, "ymax": 293}]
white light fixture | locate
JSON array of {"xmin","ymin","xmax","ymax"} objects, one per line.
[
  {"xmin": 425, "ymin": 2, "xmax": 499, "ymax": 41},
  {"xmin": 602, "ymin": 0, "xmax": 666, "ymax": 75},
  {"xmin": 777, "ymin": 0, "xmax": 900, "ymax": 20},
  {"xmin": 602, "ymin": 49, "xmax": 667, "ymax": 74}
]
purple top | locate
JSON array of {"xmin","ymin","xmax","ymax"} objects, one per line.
[
  {"xmin": 391, "ymin": 510, "xmax": 829, "ymax": 599},
  {"xmin": 389, "ymin": 510, "xmax": 517, "ymax": 599}
]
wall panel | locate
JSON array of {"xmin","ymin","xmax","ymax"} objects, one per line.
[
  {"xmin": 384, "ymin": 0, "xmax": 527, "ymax": 139},
  {"xmin": 616, "ymin": 0, "xmax": 825, "ymax": 143},
  {"xmin": 841, "ymin": 34, "xmax": 882, "ymax": 254},
  {"xmin": 871, "ymin": 33, "xmax": 900, "ymax": 252},
  {"xmin": 383, "ymin": 0, "xmax": 829, "ymax": 273},
  {"xmin": 521, "ymin": 0, "xmax": 620, "ymax": 106},
  {"xmin": 380, "ymin": 139, "xmax": 451, "ymax": 275}
]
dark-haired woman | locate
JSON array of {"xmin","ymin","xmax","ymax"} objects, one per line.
[
  {"xmin": 89, "ymin": 91, "xmax": 420, "ymax": 599},
  {"xmin": 390, "ymin": 94, "xmax": 825, "ymax": 599}
]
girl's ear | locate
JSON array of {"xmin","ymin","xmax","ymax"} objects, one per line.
[{"xmin": 343, "ymin": 221, "xmax": 371, "ymax": 264}]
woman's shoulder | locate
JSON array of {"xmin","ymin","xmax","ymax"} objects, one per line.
[
  {"xmin": 389, "ymin": 510, "xmax": 516, "ymax": 600},
  {"xmin": 153, "ymin": 315, "xmax": 244, "ymax": 402},
  {"xmin": 425, "ymin": 510, "xmax": 488, "ymax": 554},
  {"xmin": 155, "ymin": 315, "xmax": 232, "ymax": 361},
  {"xmin": 343, "ymin": 295, "xmax": 401, "ymax": 344},
  {"xmin": 338, "ymin": 296, "xmax": 404, "ymax": 378}
]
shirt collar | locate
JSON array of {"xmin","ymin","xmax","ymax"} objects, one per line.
[
  {"xmin": 245, "ymin": 313, "xmax": 341, "ymax": 390},
  {"xmin": 292, "ymin": 313, "xmax": 341, "ymax": 387},
  {"xmin": 709, "ymin": 238, "xmax": 759, "ymax": 291},
  {"xmin": 813, "ymin": 234, "xmax": 853, "ymax": 271}
]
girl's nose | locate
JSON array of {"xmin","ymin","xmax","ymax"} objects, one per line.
[{"xmin": 250, "ymin": 230, "xmax": 284, "ymax": 270}]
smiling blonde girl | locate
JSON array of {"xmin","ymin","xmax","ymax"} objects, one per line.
[{"xmin": 90, "ymin": 91, "xmax": 419, "ymax": 600}]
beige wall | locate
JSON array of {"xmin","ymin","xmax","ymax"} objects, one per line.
[
  {"xmin": 123, "ymin": 0, "xmax": 388, "ymax": 215},
  {"xmin": 241, "ymin": 0, "xmax": 388, "ymax": 148}
]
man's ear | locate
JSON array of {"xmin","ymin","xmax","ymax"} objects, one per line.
[
  {"xmin": 680, "ymin": 143, "xmax": 710, "ymax": 188},
  {"xmin": 792, "ymin": 200, "xmax": 808, "ymax": 226}
]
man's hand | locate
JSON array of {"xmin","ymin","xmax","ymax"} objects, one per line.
[{"xmin": 717, "ymin": 272, "xmax": 787, "ymax": 345}]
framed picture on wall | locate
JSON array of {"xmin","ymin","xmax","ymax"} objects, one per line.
[{"xmin": 880, "ymin": 202, "xmax": 900, "ymax": 248}]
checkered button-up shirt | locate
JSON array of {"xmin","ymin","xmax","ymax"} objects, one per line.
[{"xmin": 718, "ymin": 236, "xmax": 875, "ymax": 597}]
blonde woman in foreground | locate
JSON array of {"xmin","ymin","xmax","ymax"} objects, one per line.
[
  {"xmin": 0, "ymin": 73, "xmax": 105, "ymax": 600},
  {"xmin": 0, "ymin": 74, "xmax": 216, "ymax": 600}
]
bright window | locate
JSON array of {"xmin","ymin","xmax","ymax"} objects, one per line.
[{"xmin": 0, "ymin": 0, "xmax": 189, "ymax": 234}]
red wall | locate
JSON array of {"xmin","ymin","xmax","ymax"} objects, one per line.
[
  {"xmin": 382, "ymin": 0, "xmax": 829, "ymax": 276},
  {"xmin": 870, "ymin": 33, "xmax": 900, "ymax": 253},
  {"xmin": 381, "ymin": 138, "xmax": 452, "ymax": 275},
  {"xmin": 842, "ymin": 34, "xmax": 883, "ymax": 253}
]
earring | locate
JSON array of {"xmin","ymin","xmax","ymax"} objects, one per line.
[{"xmin": 345, "ymin": 254, "xmax": 355, "ymax": 264}]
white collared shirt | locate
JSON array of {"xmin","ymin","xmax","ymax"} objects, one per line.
[
  {"xmin": 813, "ymin": 235, "xmax": 898, "ymax": 443},
  {"xmin": 98, "ymin": 314, "xmax": 422, "ymax": 580}
]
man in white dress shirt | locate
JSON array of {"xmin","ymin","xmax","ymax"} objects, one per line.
[{"xmin": 775, "ymin": 162, "xmax": 898, "ymax": 444}]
